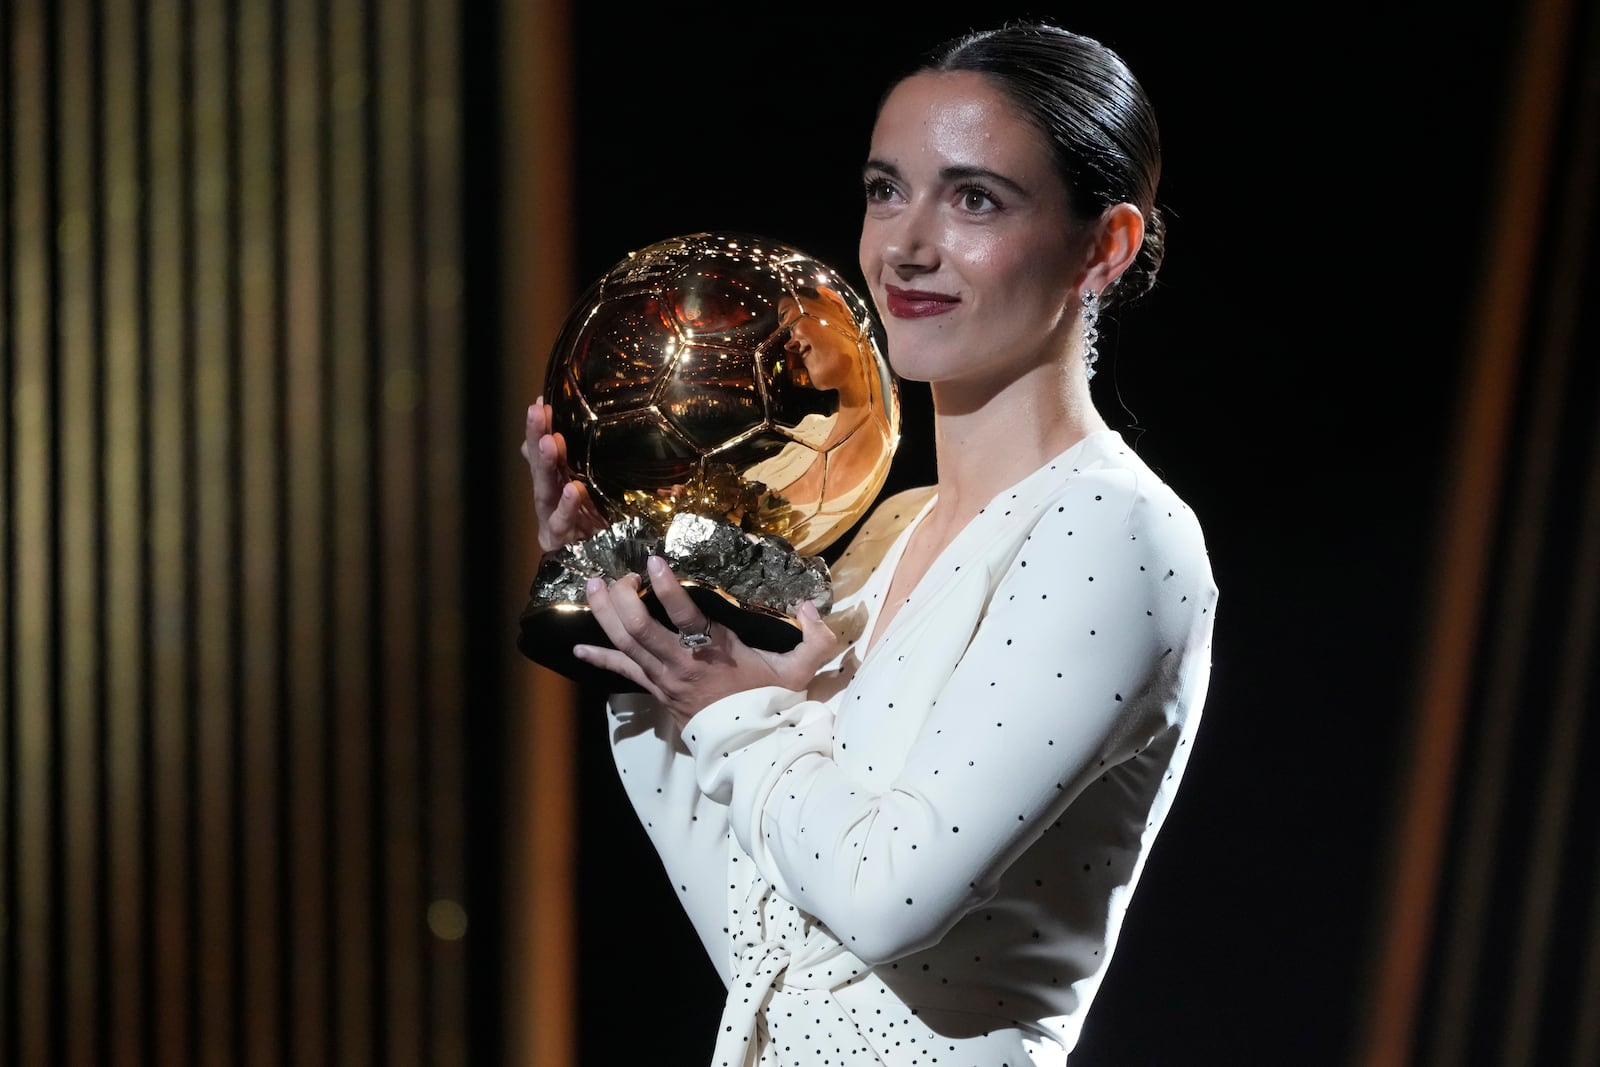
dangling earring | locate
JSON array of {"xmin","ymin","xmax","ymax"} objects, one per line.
[{"xmin": 1081, "ymin": 289, "xmax": 1101, "ymax": 380}]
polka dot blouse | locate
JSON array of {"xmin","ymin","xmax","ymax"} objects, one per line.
[{"xmin": 606, "ymin": 429, "xmax": 1218, "ymax": 1066}]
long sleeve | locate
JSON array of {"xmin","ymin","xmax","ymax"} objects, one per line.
[
  {"xmin": 605, "ymin": 693, "xmax": 738, "ymax": 974},
  {"xmin": 679, "ymin": 460, "xmax": 1217, "ymax": 964}
]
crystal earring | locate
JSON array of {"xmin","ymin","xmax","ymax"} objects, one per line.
[{"xmin": 1081, "ymin": 289, "xmax": 1101, "ymax": 379}]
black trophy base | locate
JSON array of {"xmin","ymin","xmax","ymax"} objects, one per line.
[{"xmin": 517, "ymin": 581, "xmax": 804, "ymax": 693}]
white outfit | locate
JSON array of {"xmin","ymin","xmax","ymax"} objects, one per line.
[{"xmin": 607, "ymin": 429, "xmax": 1218, "ymax": 1066}]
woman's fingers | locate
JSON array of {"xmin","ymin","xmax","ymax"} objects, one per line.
[
  {"xmin": 584, "ymin": 574, "xmax": 678, "ymax": 672},
  {"xmin": 769, "ymin": 600, "xmax": 840, "ymax": 688},
  {"xmin": 524, "ymin": 398, "xmax": 553, "ymax": 473},
  {"xmin": 572, "ymin": 641, "xmax": 661, "ymax": 699},
  {"xmin": 573, "ymin": 575, "xmax": 667, "ymax": 699},
  {"xmin": 527, "ymin": 401, "xmax": 565, "ymax": 520},
  {"xmin": 564, "ymin": 476, "xmax": 608, "ymax": 538},
  {"xmin": 544, "ymin": 477, "xmax": 607, "ymax": 550},
  {"xmin": 583, "ymin": 562, "xmax": 839, "ymax": 717},
  {"xmin": 528, "ymin": 398, "xmax": 609, "ymax": 552},
  {"xmin": 645, "ymin": 557, "xmax": 714, "ymax": 643},
  {"xmin": 641, "ymin": 555, "xmax": 836, "ymax": 683}
]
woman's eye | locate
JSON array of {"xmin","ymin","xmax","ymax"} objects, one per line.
[
  {"xmin": 959, "ymin": 185, "xmax": 999, "ymax": 212},
  {"xmin": 862, "ymin": 176, "xmax": 896, "ymax": 202}
]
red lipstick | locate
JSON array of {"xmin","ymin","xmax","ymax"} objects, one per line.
[{"xmin": 884, "ymin": 284, "xmax": 959, "ymax": 319}]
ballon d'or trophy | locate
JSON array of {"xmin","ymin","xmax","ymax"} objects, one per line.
[{"xmin": 519, "ymin": 232, "xmax": 901, "ymax": 691}]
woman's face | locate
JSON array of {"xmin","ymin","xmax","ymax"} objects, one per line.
[
  {"xmin": 858, "ymin": 70, "xmax": 1089, "ymax": 391},
  {"xmin": 780, "ymin": 293, "xmax": 861, "ymax": 396}
]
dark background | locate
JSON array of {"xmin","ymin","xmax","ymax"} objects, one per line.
[{"xmin": 555, "ymin": 3, "xmax": 1524, "ymax": 1064}]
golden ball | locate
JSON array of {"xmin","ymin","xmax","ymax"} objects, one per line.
[{"xmin": 544, "ymin": 231, "xmax": 900, "ymax": 557}]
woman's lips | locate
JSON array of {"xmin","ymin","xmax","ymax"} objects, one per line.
[{"xmin": 884, "ymin": 285, "xmax": 959, "ymax": 319}]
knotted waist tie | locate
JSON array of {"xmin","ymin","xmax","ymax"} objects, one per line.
[{"xmin": 709, "ymin": 935, "xmax": 885, "ymax": 1067}]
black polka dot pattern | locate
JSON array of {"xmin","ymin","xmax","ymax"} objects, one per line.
[{"xmin": 606, "ymin": 430, "xmax": 1218, "ymax": 1065}]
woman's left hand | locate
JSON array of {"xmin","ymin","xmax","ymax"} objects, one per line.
[{"xmin": 575, "ymin": 555, "xmax": 839, "ymax": 727}]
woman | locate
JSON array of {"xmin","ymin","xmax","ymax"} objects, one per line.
[{"xmin": 526, "ymin": 21, "xmax": 1217, "ymax": 1066}]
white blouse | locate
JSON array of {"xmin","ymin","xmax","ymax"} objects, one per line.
[{"xmin": 606, "ymin": 429, "xmax": 1218, "ymax": 1066}]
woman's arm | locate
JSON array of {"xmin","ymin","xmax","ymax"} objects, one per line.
[{"xmin": 680, "ymin": 467, "xmax": 1217, "ymax": 962}]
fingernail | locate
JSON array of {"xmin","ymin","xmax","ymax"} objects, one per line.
[
  {"xmin": 527, "ymin": 404, "xmax": 536, "ymax": 421},
  {"xmin": 586, "ymin": 576, "xmax": 602, "ymax": 593},
  {"xmin": 647, "ymin": 556, "xmax": 666, "ymax": 576},
  {"xmin": 572, "ymin": 645, "xmax": 591, "ymax": 661},
  {"xmin": 799, "ymin": 600, "xmax": 821, "ymax": 621}
]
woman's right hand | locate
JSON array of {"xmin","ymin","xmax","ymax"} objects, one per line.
[{"xmin": 524, "ymin": 397, "xmax": 608, "ymax": 554}]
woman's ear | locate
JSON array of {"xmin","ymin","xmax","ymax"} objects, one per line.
[{"xmin": 1080, "ymin": 203, "xmax": 1145, "ymax": 294}]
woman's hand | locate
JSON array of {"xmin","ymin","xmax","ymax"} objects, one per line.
[
  {"xmin": 576, "ymin": 555, "xmax": 839, "ymax": 727},
  {"xmin": 523, "ymin": 397, "xmax": 608, "ymax": 554}
]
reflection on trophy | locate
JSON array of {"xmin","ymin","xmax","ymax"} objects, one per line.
[{"xmin": 519, "ymin": 231, "xmax": 900, "ymax": 690}]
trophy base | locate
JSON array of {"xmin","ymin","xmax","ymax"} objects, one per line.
[{"xmin": 518, "ymin": 580, "xmax": 803, "ymax": 693}]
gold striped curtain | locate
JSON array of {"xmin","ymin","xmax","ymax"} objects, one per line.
[
  {"xmin": 2, "ymin": 1, "xmax": 474, "ymax": 1064},
  {"xmin": 1359, "ymin": 0, "xmax": 1600, "ymax": 1063}
]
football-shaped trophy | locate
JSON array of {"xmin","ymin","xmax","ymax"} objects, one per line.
[{"xmin": 519, "ymin": 232, "xmax": 900, "ymax": 690}]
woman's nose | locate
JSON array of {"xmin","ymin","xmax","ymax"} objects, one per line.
[{"xmin": 880, "ymin": 202, "xmax": 939, "ymax": 276}]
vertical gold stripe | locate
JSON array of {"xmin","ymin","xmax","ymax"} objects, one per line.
[
  {"xmin": 0, "ymin": 5, "xmax": 9, "ymax": 1054},
  {"xmin": 100, "ymin": 0, "xmax": 146, "ymax": 1058},
  {"xmin": 1419, "ymin": 347, "xmax": 1545, "ymax": 1059},
  {"xmin": 0, "ymin": 0, "xmax": 14, "ymax": 1047},
  {"xmin": 374, "ymin": 1, "xmax": 423, "ymax": 1061},
  {"xmin": 1424, "ymin": 19, "xmax": 1594, "ymax": 1066},
  {"xmin": 327, "ymin": 5, "xmax": 374, "ymax": 1063},
  {"xmin": 1356, "ymin": 0, "xmax": 1576, "ymax": 1063},
  {"xmin": 145, "ymin": 0, "xmax": 192, "ymax": 1061},
  {"xmin": 1501, "ymin": 415, "xmax": 1600, "ymax": 1064},
  {"xmin": 0, "ymin": 0, "xmax": 10, "ymax": 1041},
  {"xmin": 235, "ymin": 1, "xmax": 283, "ymax": 1062},
  {"xmin": 55, "ymin": 1, "xmax": 101, "ymax": 1063},
  {"xmin": 53, "ymin": 0, "xmax": 97, "ymax": 1057},
  {"xmin": 1497, "ymin": 41, "xmax": 1600, "ymax": 1063},
  {"xmin": 420, "ymin": 0, "xmax": 468, "ymax": 1060},
  {"xmin": 283, "ymin": 0, "xmax": 329, "ymax": 1057},
  {"xmin": 190, "ymin": 0, "xmax": 237, "ymax": 1059},
  {"xmin": 10, "ymin": 7, "xmax": 54, "ymax": 1066},
  {"xmin": 502, "ymin": 2, "xmax": 576, "ymax": 1066}
]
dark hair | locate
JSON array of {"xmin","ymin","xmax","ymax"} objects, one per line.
[{"xmin": 918, "ymin": 22, "xmax": 1166, "ymax": 309}]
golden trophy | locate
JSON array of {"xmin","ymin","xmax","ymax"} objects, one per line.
[{"xmin": 519, "ymin": 232, "xmax": 900, "ymax": 690}]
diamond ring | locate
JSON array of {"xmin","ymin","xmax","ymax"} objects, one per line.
[{"xmin": 678, "ymin": 619, "xmax": 713, "ymax": 650}]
